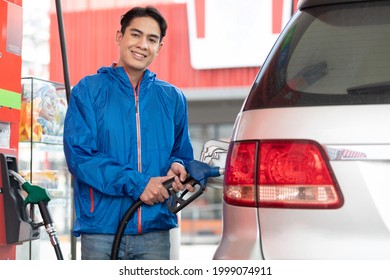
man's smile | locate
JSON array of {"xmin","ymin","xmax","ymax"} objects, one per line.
[{"xmin": 131, "ymin": 50, "xmax": 147, "ymax": 59}]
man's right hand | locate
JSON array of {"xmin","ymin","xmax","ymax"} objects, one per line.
[{"xmin": 140, "ymin": 177, "xmax": 170, "ymax": 206}]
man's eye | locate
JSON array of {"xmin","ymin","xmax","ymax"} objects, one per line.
[{"xmin": 131, "ymin": 33, "xmax": 140, "ymax": 38}]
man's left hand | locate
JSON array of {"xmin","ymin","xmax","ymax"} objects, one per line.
[{"xmin": 166, "ymin": 162, "xmax": 195, "ymax": 193}]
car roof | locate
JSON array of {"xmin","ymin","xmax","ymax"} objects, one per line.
[{"xmin": 298, "ymin": 0, "xmax": 384, "ymax": 9}]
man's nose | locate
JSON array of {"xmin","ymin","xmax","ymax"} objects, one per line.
[{"xmin": 137, "ymin": 36, "xmax": 148, "ymax": 49}]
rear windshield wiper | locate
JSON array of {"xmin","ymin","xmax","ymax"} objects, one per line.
[{"xmin": 347, "ymin": 81, "xmax": 390, "ymax": 95}]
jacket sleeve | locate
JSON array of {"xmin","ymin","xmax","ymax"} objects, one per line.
[
  {"xmin": 63, "ymin": 80, "xmax": 149, "ymax": 199},
  {"xmin": 162, "ymin": 89, "xmax": 194, "ymax": 175}
]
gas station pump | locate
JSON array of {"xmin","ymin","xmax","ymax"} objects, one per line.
[
  {"xmin": 0, "ymin": 154, "xmax": 40, "ymax": 257},
  {"xmin": 0, "ymin": 0, "xmax": 65, "ymax": 260},
  {"xmin": 0, "ymin": 0, "xmax": 25, "ymax": 260}
]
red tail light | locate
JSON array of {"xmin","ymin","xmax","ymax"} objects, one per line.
[{"xmin": 224, "ymin": 140, "xmax": 344, "ymax": 209}]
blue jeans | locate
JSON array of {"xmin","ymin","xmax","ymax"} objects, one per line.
[{"xmin": 81, "ymin": 231, "xmax": 171, "ymax": 260}]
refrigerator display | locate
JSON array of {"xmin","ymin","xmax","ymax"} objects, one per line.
[{"xmin": 18, "ymin": 77, "xmax": 72, "ymax": 260}]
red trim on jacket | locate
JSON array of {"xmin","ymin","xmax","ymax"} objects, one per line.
[{"xmin": 89, "ymin": 187, "xmax": 94, "ymax": 213}]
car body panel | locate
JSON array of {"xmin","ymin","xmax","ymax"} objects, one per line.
[
  {"xmin": 217, "ymin": 106, "xmax": 390, "ymax": 259},
  {"xmin": 213, "ymin": 204, "xmax": 262, "ymax": 260},
  {"xmin": 260, "ymin": 161, "xmax": 390, "ymax": 259},
  {"xmin": 208, "ymin": 0, "xmax": 390, "ymax": 260}
]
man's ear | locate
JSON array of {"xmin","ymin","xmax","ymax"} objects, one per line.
[
  {"xmin": 115, "ymin": 30, "xmax": 123, "ymax": 45},
  {"xmin": 157, "ymin": 42, "xmax": 164, "ymax": 54}
]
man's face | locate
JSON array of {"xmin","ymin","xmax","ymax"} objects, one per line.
[{"xmin": 116, "ymin": 16, "xmax": 163, "ymax": 73}]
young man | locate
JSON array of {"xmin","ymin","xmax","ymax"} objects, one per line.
[{"xmin": 63, "ymin": 6, "xmax": 194, "ymax": 260}]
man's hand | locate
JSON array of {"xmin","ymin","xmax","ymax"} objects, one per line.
[
  {"xmin": 167, "ymin": 162, "xmax": 195, "ymax": 193},
  {"xmin": 140, "ymin": 177, "xmax": 170, "ymax": 206}
]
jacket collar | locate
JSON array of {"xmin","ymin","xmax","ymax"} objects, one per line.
[{"xmin": 97, "ymin": 64, "xmax": 156, "ymax": 90}]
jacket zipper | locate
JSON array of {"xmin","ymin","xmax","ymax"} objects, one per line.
[
  {"xmin": 134, "ymin": 77, "xmax": 143, "ymax": 234},
  {"xmin": 124, "ymin": 68, "xmax": 144, "ymax": 234},
  {"xmin": 135, "ymin": 82, "xmax": 142, "ymax": 173}
]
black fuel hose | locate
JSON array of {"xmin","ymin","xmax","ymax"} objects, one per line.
[
  {"xmin": 38, "ymin": 201, "xmax": 64, "ymax": 260},
  {"xmin": 110, "ymin": 176, "xmax": 182, "ymax": 260},
  {"xmin": 110, "ymin": 161, "xmax": 222, "ymax": 260},
  {"xmin": 110, "ymin": 199, "xmax": 143, "ymax": 260}
]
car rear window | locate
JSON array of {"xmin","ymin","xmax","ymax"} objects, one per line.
[{"xmin": 244, "ymin": 1, "xmax": 390, "ymax": 110}]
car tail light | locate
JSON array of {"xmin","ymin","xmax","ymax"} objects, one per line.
[{"xmin": 224, "ymin": 140, "xmax": 343, "ymax": 209}]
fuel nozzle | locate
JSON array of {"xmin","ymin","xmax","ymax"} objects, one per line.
[
  {"xmin": 8, "ymin": 170, "xmax": 51, "ymax": 206},
  {"xmin": 164, "ymin": 160, "xmax": 224, "ymax": 213}
]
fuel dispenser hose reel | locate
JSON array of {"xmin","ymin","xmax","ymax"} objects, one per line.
[{"xmin": 111, "ymin": 159, "xmax": 224, "ymax": 260}]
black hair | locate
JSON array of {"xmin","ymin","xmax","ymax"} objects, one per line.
[{"xmin": 120, "ymin": 6, "xmax": 167, "ymax": 42}]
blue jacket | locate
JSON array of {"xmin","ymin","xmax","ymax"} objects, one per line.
[{"xmin": 63, "ymin": 66, "xmax": 194, "ymax": 236}]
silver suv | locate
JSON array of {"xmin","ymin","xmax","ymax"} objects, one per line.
[{"xmin": 201, "ymin": 0, "xmax": 390, "ymax": 259}]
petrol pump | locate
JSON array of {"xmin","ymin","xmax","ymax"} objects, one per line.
[{"xmin": 0, "ymin": 0, "xmax": 39, "ymax": 260}]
